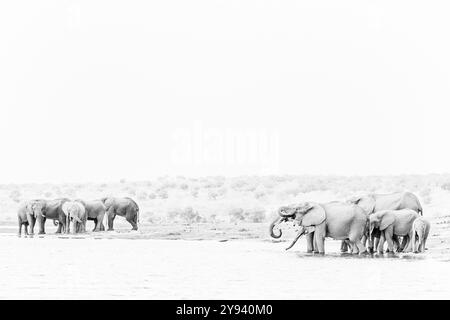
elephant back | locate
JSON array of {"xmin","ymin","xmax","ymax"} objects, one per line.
[{"xmin": 125, "ymin": 197, "xmax": 139, "ymax": 211}]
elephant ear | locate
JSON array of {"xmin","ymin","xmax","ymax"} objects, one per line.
[
  {"xmin": 62, "ymin": 202, "xmax": 71, "ymax": 215},
  {"xmin": 77, "ymin": 203, "xmax": 86, "ymax": 216},
  {"xmin": 301, "ymin": 203, "xmax": 326, "ymax": 227},
  {"xmin": 380, "ymin": 212, "xmax": 395, "ymax": 231},
  {"xmin": 355, "ymin": 196, "xmax": 376, "ymax": 214},
  {"xmin": 347, "ymin": 196, "xmax": 362, "ymax": 204},
  {"xmin": 25, "ymin": 202, "xmax": 33, "ymax": 214}
]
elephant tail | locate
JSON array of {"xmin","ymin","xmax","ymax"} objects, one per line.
[
  {"xmin": 136, "ymin": 207, "xmax": 140, "ymax": 225},
  {"xmin": 53, "ymin": 220, "xmax": 59, "ymax": 226}
]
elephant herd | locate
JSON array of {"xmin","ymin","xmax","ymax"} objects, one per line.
[
  {"xmin": 17, "ymin": 197, "xmax": 140, "ymax": 235},
  {"xmin": 269, "ymin": 191, "xmax": 431, "ymax": 255}
]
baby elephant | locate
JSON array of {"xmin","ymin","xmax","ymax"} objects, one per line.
[
  {"xmin": 411, "ymin": 217, "xmax": 430, "ymax": 253},
  {"xmin": 369, "ymin": 209, "xmax": 420, "ymax": 253},
  {"xmin": 62, "ymin": 201, "xmax": 87, "ymax": 234}
]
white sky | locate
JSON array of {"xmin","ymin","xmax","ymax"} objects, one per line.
[{"xmin": 1, "ymin": 1, "xmax": 450, "ymax": 183}]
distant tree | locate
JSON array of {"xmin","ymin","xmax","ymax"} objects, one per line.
[{"xmin": 228, "ymin": 208, "xmax": 245, "ymax": 222}]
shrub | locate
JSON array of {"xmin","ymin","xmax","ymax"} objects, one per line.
[
  {"xmin": 254, "ymin": 187, "xmax": 266, "ymax": 199},
  {"xmin": 157, "ymin": 189, "xmax": 168, "ymax": 199},
  {"xmin": 228, "ymin": 208, "xmax": 245, "ymax": 222},
  {"xmin": 180, "ymin": 207, "xmax": 202, "ymax": 223},
  {"xmin": 244, "ymin": 208, "xmax": 266, "ymax": 223},
  {"xmin": 65, "ymin": 188, "xmax": 77, "ymax": 198},
  {"xmin": 137, "ymin": 192, "xmax": 148, "ymax": 201},
  {"xmin": 168, "ymin": 207, "xmax": 202, "ymax": 224},
  {"xmin": 208, "ymin": 191, "xmax": 218, "ymax": 200},
  {"xmin": 442, "ymin": 182, "xmax": 450, "ymax": 191},
  {"xmin": 179, "ymin": 183, "xmax": 189, "ymax": 190},
  {"xmin": 43, "ymin": 191, "xmax": 53, "ymax": 198},
  {"xmin": 9, "ymin": 190, "xmax": 21, "ymax": 202}
]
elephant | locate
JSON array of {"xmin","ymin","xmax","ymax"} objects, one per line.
[
  {"xmin": 35, "ymin": 198, "xmax": 70, "ymax": 234},
  {"xmin": 17, "ymin": 199, "xmax": 46, "ymax": 236},
  {"xmin": 369, "ymin": 209, "xmax": 420, "ymax": 254},
  {"xmin": 101, "ymin": 197, "xmax": 139, "ymax": 231},
  {"xmin": 411, "ymin": 217, "xmax": 430, "ymax": 253},
  {"xmin": 62, "ymin": 201, "xmax": 87, "ymax": 234},
  {"xmin": 346, "ymin": 191, "xmax": 423, "ymax": 252},
  {"xmin": 269, "ymin": 201, "xmax": 368, "ymax": 255},
  {"xmin": 75, "ymin": 199, "xmax": 106, "ymax": 231}
]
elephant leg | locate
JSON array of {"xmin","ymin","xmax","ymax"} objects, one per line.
[
  {"xmin": 422, "ymin": 237, "xmax": 427, "ymax": 253},
  {"xmin": 56, "ymin": 221, "xmax": 63, "ymax": 234},
  {"xmin": 18, "ymin": 221, "xmax": 22, "ymax": 236},
  {"xmin": 95, "ymin": 212, "xmax": 105, "ymax": 231},
  {"xmin": 314, "ymin": 231, "xmax": 325, "ymax": 254},
  {"xmin": 29, "ymin": 219, "xmax": 35, "ymax": 235},
  {"xmin": 349, "ymin": 233, "xmax": 366, "ymax": 255},
  {"xmin": 416, "ymin": 234, "xmax": 421, "ymax": 253},
  {"xmin": 340, "ymin": 241, "xmax": 349, "ymax": 253},
  {"xmin": 367, "ymin": 234, "xmax": 374, "ymax": 253},
  {"xmin": 403, "ymin": 232, "xmax": 413, "ymax": 253},
  {"xmin": 361, "ymin": 234, "xmax": 367, "ymax": 251},
  {"xmin": 384, "ymin": 228, "xmax": 395, "ymax": 253},
  {"xmin": 397, "ymin": 236, "xmax": 408, "ymax": 252},
  {"xmin": 355, "ymin": 240, "xmax": 366, "ymax": 254},
  {"xmin": 66, "ymin": 214, "xmax": 70, "ymax": 234},
  {"xmin": 412, "ymin": 233, "xmax": 418, "ymax": 253},
  {"xmin": 390, "ymin": 235, "xmax": 398, "ymax": 252},
  {"xmin": 313, "ymin": 234, "xmax": 320, "ymax": 253},
  {"xmin": 306, "ymin": 233, "xmax": 314, "ymax": 253},
  {"xmin": 349, "ymin": 242, "xmax": 357, "ymax": 254},
  {"xmin": 126, "ymin": 210, "xmax": 138, "ymax": 230},
  {"xmin": 107, "ymin": 213, "xmax": 115, "ymax": 231},
  {"xmin": 377, "ymin": 234, "xmax": 385, "ymax": 254},
  {"xmin": 26, "ymin": 215, "xmax": 35, "ymax": 235},
  {"xmin": 38, "ymin": 217, "xmax": 46, "ymax": 235}
]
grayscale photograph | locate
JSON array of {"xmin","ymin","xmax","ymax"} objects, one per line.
[{"xmin": 1, "ymin": 1, "xmax": 450, "ymax": 301}]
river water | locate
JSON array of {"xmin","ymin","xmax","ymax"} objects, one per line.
[{"xmin": 0, "ymin": 234, "xmax": 449, "ymax": 299}]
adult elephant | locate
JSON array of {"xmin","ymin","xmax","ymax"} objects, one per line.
[
  {"xmin": 36, "ymin": 198, "xmax": 70, "ymax": 234},
  {"xmin": 17, "ymin": 199, "xmax": 46, "ymax": 236},
  {"xmin": 101, "ymin": 197, "xmax": 139, "ymax": 231},
  {"xmin": 62, "ymin": 201, "xmax": 87, "ymax": 234},
  {"xmin": 269, "ymin": 201, "xmax": 368, "ymax": 255},
  {"xmin": 75, "ymin": 199, "xmax": 106, "ymax": 231},
  {"xmin": 346, "ymin": 191, "xmax": 423, "ymax": 252},
  {"xmin": 348, "ymin": 191, "xmax": 423, "ymax": 216},
  {"xmin": 369, "ymin": 209, "xmax": 420, "ymax": 253}
]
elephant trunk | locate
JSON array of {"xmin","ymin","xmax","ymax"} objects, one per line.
[
  {"xmin": 269, "ymin": 217, "xmax": 284, "ymax": 238},
  {"xmin": 35, "ymin": 213, "xmax": 45, "ymax": 234},
  {"xmin": 285, "ymin": 226, "xmax": 306, "ymax": 251}
]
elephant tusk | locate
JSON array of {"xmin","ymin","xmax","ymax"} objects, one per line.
[{"xmin": 286, "ymin": 227, "xmax": 306, "ymax": 251}]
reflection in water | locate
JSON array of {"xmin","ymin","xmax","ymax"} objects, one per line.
[{"xmin": 295, "ymin": 251, "xmax": 427, "ymax": 261}]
